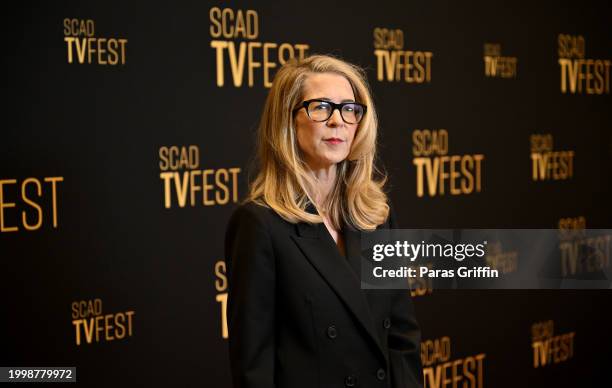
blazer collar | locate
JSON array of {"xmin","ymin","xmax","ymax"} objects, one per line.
[
  {"xmin": 291, "ymin": 205, "xmax": 386, "ymax": 361},
  {"xmin": 295, "ymin": 202, "xmax": 320, "ymax": 238}
]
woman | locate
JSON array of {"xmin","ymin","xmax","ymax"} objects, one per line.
[{"xmin": 224, "ymin": 54, "xmax": 423, "ymax": 388}]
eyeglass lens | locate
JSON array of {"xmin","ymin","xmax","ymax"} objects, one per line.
[{"xmin": 307, "ymin": 101, "xmax": 364, "ymax": 124}]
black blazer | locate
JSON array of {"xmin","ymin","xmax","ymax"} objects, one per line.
[{"xmin": 224, "ymin": 201, "xmax": 423, "ymax": 388}]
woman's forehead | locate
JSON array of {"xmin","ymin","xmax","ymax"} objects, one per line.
[{"xmin": 302, "ymin": 72, "xmax": 355, "ymax": 101}]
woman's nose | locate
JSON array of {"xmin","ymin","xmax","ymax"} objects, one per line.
[{"xmin": 326, "ymin": 108, "xmax": 344, "ymax": 127}]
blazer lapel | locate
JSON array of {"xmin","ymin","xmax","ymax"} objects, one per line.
[{"xmin": 290, "ymin": 204, "xmax": 386, "ymax": 361}]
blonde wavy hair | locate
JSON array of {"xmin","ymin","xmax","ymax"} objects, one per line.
[{"xmin": 246, "ymin": 54, "xmax": 389, "ymax": 231}]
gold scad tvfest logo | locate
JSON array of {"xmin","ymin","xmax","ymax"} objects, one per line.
[
  {"xmin": 159, "ymin": 145, "xmax": 241, "ymax": 209},
  {"xmin": 373, "ymin": 27, "xmax": 433, "ymax": 84},
  {"xmin": 531, "ymin": 320, "xmax": 575, "ymax": 368},
  {"xmin": 63, "ymin": 18, "xmax": 128, "ymax": 65},
  {"xmin": 421, "ymin": 336, "xmax": 486, "ymax": 388},
  {"xmin": 557, "ymin": 216, "xmax": 611, "ymax": 277},
  {"xmin": 209, "ymin": 6, "xmax": 310, "ymax": 88},
  {"xmin": 558, "ymin": 34, "xmax": 610, "ymax": 94},
  {"xmin": 411, "ymin": 129, "xmax": 484, "ymax": 198},
  {"xmin": 71, "ymin": 298, "xmax": 135, "ymax": 345},
  {"xmin": 0, "ymin": 176, "xmax": 63, "ymax": 233},
  {"xmin": 483, "ymin": 43, "xmax": 517, "ymax": 78},
  {"xmin": 529, "ymin": 134, "xmax": 574, "ymax": 181}
]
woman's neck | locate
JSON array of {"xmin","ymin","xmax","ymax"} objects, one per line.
[{"xmin": 307, "ymin": 163, "xmax": 337, "ymax": 207}]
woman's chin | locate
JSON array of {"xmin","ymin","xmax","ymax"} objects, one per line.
[{"xmin": 323, "ymin": 153, "xmax": 349, "ymax": 165}]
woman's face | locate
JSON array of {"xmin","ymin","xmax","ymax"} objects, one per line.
[{"xmin": 295, "ymin": 72, "xmax": 358, "ymax": 171}]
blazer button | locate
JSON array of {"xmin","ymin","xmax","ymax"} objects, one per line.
[
  {"xmin": 376, "ymin": 368, "xmax": 386, "ymax": 381},
  {"xmin": 327, "ymin": 325, "xmax": 338, "ymax": 339},
  {"xmin": 383, "ymin": 318, "xmax": 391, "ymax": 329},
  {"xmin": 344, "ymin": 374, "xmax": 357, "ymax": 387}
]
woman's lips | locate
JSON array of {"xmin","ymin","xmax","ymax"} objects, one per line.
[{"xmin": 324, "ymin": 138, "xmax": 344, "ymax": 145}]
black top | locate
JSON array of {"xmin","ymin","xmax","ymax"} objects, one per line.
[{"xmin": 224, "ymin": 200, "xmax": 423, "ymax": 388}]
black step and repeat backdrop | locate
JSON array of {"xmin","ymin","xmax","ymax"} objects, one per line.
[{"xmin": 2, "ymin": 1, "xmax": 611, "ymax": 387}]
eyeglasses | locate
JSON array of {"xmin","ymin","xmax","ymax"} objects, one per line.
[{"xmin": 293, "ymin": 99, "xmax": 367, "ymax": 124}]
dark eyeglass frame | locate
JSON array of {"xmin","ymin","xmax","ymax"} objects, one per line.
[{"xmin": 293, "ymin": 99, "xmax": 367, "ymax": 124}]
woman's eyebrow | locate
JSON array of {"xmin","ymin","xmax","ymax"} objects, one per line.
[{"xmin": 312, "ymin": 97, "xmax": 356, "ymax": 103}]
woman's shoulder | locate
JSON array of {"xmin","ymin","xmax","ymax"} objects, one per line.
[
  {"xmin": 226, "ymin": 199, "xmax": 284, "ymax": 234},
  {"xmin": 224, "ymin": 199, "xmax": 299, "ymax": 255},
  {"xmin": 229, "ymin": 200, "xmax": 272, "ymax": 223}
]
